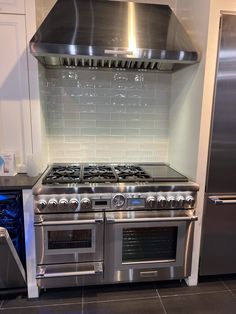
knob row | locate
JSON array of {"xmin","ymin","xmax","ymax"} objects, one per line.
[
  {"xmin": 38, "ymin": 198, "xmax": 91, "ymax": 211},
  {"xmin": 147, "ymin": 195, "xmax": 195, "ymax": 208}
]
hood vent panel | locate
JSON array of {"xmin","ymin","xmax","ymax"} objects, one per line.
[
  {"xmin": 31, "ymin": 0, "xmax": 199, "ymax": 72},
  {"xmin": 40, "ymin": 56, "xmax": 176, "ymax": 72}
]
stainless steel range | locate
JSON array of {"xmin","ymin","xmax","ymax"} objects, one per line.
[{"xmin": 33, "ymin": 163, "xmax": 198, "ymax": 289}]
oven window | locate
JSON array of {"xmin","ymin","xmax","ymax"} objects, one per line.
[
  {"xmin": 48, "ymin": 230, "xmax": 92, "ymax": 250},
  {"xmin": 122, "ymin": 227, "xmax": 177, "ymax": 263}
]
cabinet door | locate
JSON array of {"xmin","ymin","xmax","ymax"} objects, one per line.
[
  {"xmin": 0, "ymin": 0, "xmax": 25, "ymax": 14},
  {"xmin": 0, "ymin": 14, "xmax": 32, "ymax": 170}
]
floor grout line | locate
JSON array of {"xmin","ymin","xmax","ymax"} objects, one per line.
[
  {"xmin": 1, "ymin": 300, "xmax": 83, "ymax": 311},
  {"xmin": 0, "ymin": 295, "xmax": 158, "ymax": 310},
  {"xmin": 83, "ymin": 295, "xmax": 158, "ymax": 304},
  {"xmin": 229, "ymin": 289, "xmax": 236, "ymax": 299},
  {"xmin": 160, "ymin": 289, "xmax": 232, "ymax": 298},
  {"xmin": 82, "ymin": 285, "xmax": 84, "ymax": 314},
  {"xmin": 221, "ymin": 280, "xmax": 236, "ymax": 299},
  {"xmin": 156, "ymin": 288, "xmax": 167, "ymax": 314}
]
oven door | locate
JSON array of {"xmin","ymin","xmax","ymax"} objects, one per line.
[
  {"xmin": 34, "ymin": 212, "xmax": 103, "ymax": 265},
  {"xmin": 104, "ymin": 210, "xmax": 197, "ymax": 283}
]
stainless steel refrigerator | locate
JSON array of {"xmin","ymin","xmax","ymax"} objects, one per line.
[{"xmin": 200, "ymin": 13, "xmax": 236, "ymax": 275}]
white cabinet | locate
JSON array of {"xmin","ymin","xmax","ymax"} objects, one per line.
[
  {"xmin": 0, "ymin": 14, "xmax": 32, "ymax": 170},
  {"xmin": 0, "ymin": 0, "xmax": 25, "ymax": 14}
]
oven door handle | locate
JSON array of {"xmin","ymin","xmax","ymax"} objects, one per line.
[
  {"xmin": 34, "ymin": 218, "xmax": 103, "ymax": 226},
  {"xmin": 105, "ymin": 215, "xmax": 198, "ymax": 223},
  {"xmin": 36, "ymin": 262, "xmax": 103, "ymax": 279}
]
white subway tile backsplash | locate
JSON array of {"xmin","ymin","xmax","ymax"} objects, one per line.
[
  {"xmin": 77, "ymin": 105, "xmax": 96, "ymax": 113},
  {"xmin": 64, "ymin": 120, "xmax": 96, "ymax": 128},
  {"xmin": 127, "ymin": 121, "xmax": 155, "ymax": 129},
  {"xmin": 80, "ymin": 113, "xmax": 111, "ymax": 121},
  {"xmin": 80, "ymin": 96, "xmax": 110, "ymax": 106},
  {"xmin": 111, "ymin": 129, "xmax": 140, "ymax": 136},
  {"xmin": 96, "ymin": 121, "xmax": 126, "ymax": 128},
  {"xmin": 81, "ymin": 128, "xmax": 110, "ymax": 136},
  {"xmin": 111, "ymin": 113, "xmax": 140, "ymax": 121},
  {"xmin": 96, "ymin": 136, "xmax": 125, "ymax": 144},
  {"xmin": 125, "ymin": 136, "xmax": 154, "ymax": 144},
  {"xmin": 64, "ymin": 136, "xmax": 96, "ymax": 143},
  {"xmin": 39, "ymin": 68, "xmax": 171, "ymax": 163},
  {"xmin": 96, "ymin": 150, "xmax": 126, "ymax": 158},
  {"xmin": 61, "ymin": 95, "xmax": 80, "ymax": 105}
]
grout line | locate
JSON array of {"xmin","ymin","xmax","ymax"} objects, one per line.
[
  {"xmin": 229, "ymin": 289, "xmax": 236, "ymax": 299},
  {"xmin": 156, "ymin": 288, "xmax": 167, "ymax": 314},
  {"xmin": 160, "ymin": 289, "xmax": 231, "ymax": 299},
  {"xmin": 1, "ymin": 300, "xmax": 83, "ymax": 311},
  {"xmin": 82, "ymin": 285, "xmax": 84, "ymax": 314},
  {"xmin": 221, "ymin": 280, "xmax": 236, "ymax": 299},
  {"xmin": 1, "ymin": 295, "xmax": 157, "ymax": 310},
  {"xmin": 83, "ymin": 295, "xmax": 158, "ymax": 305}
]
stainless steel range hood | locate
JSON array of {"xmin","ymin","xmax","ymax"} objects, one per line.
[{"xmin": 30, "ymin": 0, "xmax": 199, "ymax": 72}]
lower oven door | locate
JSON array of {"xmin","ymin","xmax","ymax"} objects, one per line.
[
  {"xmin": 104, "ymin": 210, "xmax": 197, "ymax": 283},
  {"xmin": 36, "ymin": 261, "xmax": 103, "ymax": 289},
  {"xmin": 34, "ymin": 212, "xmax": 103, "ymax": 265}
]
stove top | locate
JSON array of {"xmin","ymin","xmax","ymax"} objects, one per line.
[{"xmin": 41, "ymin": 163, "xmax": 188, "ymax": 185}]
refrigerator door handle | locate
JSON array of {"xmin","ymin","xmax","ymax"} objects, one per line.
[{"xmin": 209, "ymin": 196, "xmax": 236, "ymax": 205}]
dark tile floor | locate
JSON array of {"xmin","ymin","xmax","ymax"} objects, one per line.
[{"xmin": 1, "ymin": 276, "xmax": 236, "ymax": 314}]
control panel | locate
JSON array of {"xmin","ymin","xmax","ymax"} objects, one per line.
[{"xmin": 35, "ymin": 191, "xmax": 196, "ymax": 213}]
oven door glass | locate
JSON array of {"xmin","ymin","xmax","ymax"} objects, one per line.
[
  {"xmin": 46, "ymin": 225, "xmax": 95, "ymax": 254},
  {"xmin": 105, "ymin": 211, "xmax": 195, "ymax": 270},
  {"xmin": 48, "ymin": 229, "xmax": 92, "ymax": 250},
  {"xmin": 35, "ymin": 213, "xmax": 103, "ymax": 264},
  {"xmin": 122, "ymin": 226, "xmax": 178, "ymax": 263}
]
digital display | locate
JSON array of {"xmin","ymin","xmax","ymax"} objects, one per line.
[
  {"xmin": 128, "ymin": 198, "xmax": 145, "ymax": 207},
  {"xmin": 94, "ymin": 200, "xmax": 108, "ymax": 206}
]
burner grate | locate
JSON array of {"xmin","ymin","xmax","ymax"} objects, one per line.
[
  {"xmin": 83, "ymin": 165, "xmax": 117, "ymax": 183},
  {"xmin": 42, "ymin": 166, "xmax": 81, "ymax": 184},
  {"xmin": 114, "ymin": 165, "xmax": 152, "ymax": 182}
]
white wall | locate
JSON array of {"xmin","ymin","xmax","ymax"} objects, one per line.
[
  {"xmin": 169, "ymin": 0, "xmax": 210, "ymax": 181},
  {"xmin": 0, "ymin": 6, "xmax": 33, "ymax": 171},
  {"xmin": 25, "ymin": 0, "xmax": 47, "ymax": 171},
  {"xmin": 168, "ymin": 0, "xmax": 211, "ymax": 285}
]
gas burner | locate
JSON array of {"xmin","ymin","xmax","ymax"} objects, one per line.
[
  {"xmin": 41, "ymin": 163, "xmax": 189, "ymax": 185},
  {"xmin": 114, "ymin": 165, "xmax": 152, "ymax": 182},
  {"xmin": 42, "ymin": 166, "xmax": 81, "ymax": 184},
  {"xmin": 83, "ymin": 165, "xmax": 117, "ymax": 182}
]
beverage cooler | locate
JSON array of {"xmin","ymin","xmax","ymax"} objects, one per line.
[{"xmin": 0, "ymin": 191, "xmax": 26, "ymax": 289}]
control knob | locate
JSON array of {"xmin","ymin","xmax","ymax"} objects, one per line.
[
  {"xmin": 59, "ymin": 198, "xmax": 68, "ymax": 210},
  {"xmin": 186, "ymin": 195, "xmax": 195, "ymax": 208},
  {"xmin": 157, "ymin": 196, "xmax": 167, "ymax": 208},
  {"xmin": 112, "ymin": 194, "xmax": 126, "ymax": 209},
  {"xmin": 69, "ymin": 198, "xmax": 79, "ymax": 210},
  {"xmin": 38, "ymin": 200, "xmax": 47, "ymax": 211},
  {"xmin": 146, "ymin": 196, "xmax": 156, "ymax": 209},
  {"xmin": 48, "ymin": 199, "xmax": 58, "ymax": 210},
  {"xmin": 166, "ymin": 196, "xmax": 176, "ymax": 208},
  {"xmin": 80, "ymin": 198, "xmax": 92, "ymax": 210},
  {"xmin": 176, "ymin": 196, "xmax": 185, "ymax": 208}
]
